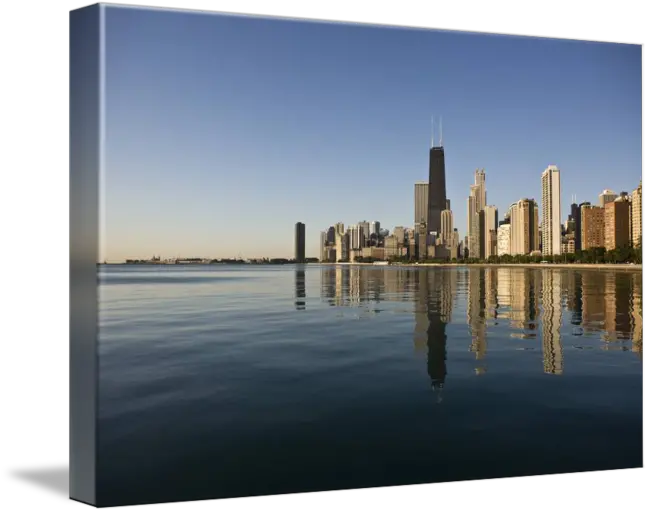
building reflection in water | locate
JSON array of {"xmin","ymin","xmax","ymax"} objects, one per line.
[
  {"xmin": 581, "ymin": 271, "xmax": 605, "ymax": 332},
  {"xmin": 603, "ymin": 272, "xmax": 632, "ymax": 342},
  {"xmin": 540, "ymin": 269, "xmax": 563, "ymax": 375},
  {"xmin": 631, "ymin": 272, "xmax": 642, "ymax": 358},
  {"xmin": 320, "ymin": 266, "xmax": 336, "ymax": 303},
  {"xmin": 566, "ymin": 271, "xmax": 583, "ymax": 326},
  {"xmin": 415, "ymin": 268, "xmax": 449, "ymax": 401},
  {"xmin": 467, "ymin": 268, "xmax": 487, "ymax": 368},
  {"xmin": 294, "ymin": 267, "xmax": 306, "ymax": 311},
  {"xmin": 316, "ymin": 264, "xmax": 642, "ymax": 370}
]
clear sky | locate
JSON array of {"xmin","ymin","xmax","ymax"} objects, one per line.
[{"xmin": 102, "ymin": 5, "xmax": 641, "ymax": 261}]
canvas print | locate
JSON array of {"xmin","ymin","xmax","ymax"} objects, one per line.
[{"xmin": 70, "ymin": 4, "xmax": 643, "ymax": 508}]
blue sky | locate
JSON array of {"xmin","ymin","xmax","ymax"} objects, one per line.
[{"xmin": 103, "ymin": 5, "xmax": 641, "ymax": 261}]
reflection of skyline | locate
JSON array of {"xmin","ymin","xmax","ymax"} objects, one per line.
[
  {"xmin": 631, "ymin": 273, "xmax": 642, "ymax": 358},
  {"xmin": 295, "ymin": 267, "xmax": 306, "ymax": 310},
  {"xmin": 467, "ymin": 268, "xmax": 487, "ymax": 363},
  {"xmin": 541, "ymin": 269, "xmax": 563, "ymax": 375},
  {"xmin": 317, "ymin": 266, "xmax": 643, "ymax": 369},
  {"xmin": 416, "ymin": 269, "xmax": 449, "ymax": 395}
]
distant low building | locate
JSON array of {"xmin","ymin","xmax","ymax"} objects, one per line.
[{"xmin": 361, "ymin": 246, "xmax": 386, "ymax": 260}]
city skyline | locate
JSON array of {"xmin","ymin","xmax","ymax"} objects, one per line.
[{"xmin": 101, "ymin": 6, "xmax": 641, "ymax": 261}]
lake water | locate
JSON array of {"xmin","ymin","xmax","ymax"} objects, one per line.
[{"xmin": 97, "ymin": 265, "xmax": 643, "ymax": 507}]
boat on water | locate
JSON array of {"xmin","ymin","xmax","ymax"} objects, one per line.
[{"xmin": 373, "ymin": 261, "xmax": 390, "ymax": 266}]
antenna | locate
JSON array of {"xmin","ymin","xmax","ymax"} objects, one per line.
[
  {"xmin": 440, "ymin": 116, "xmax": 443, "ymax": 147},
  {"xmin": 431, "ymin": 115, "xmax": 434, "ymax": 148}
]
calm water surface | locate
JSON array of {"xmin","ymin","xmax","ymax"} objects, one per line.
[{"xmin": 97, "ymin": 265, "xmax": 643, "ymax": 506}]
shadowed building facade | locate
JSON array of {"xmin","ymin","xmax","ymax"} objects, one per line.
[
  {"xmin": 294, "ymin": 222, "xmax": 306, "ymax": 263},
  {"xmin": 427, "ymin": 146, "xmax": 447, "ymax": 236}
]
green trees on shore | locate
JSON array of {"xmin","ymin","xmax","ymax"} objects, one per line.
[
  {"xmin": 471, "ymin": 244, "xmax": 641, "ymax": 265},
  {"xmin": 376, "ymin": 242, "xmax": 643, "ymax": 265}
]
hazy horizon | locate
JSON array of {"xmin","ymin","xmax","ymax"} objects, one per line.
[{"xmin": 100, "ymin": 5, "xmax": 641, "ymax": 262}]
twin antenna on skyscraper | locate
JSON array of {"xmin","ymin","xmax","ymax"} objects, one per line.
[{"xmin": 431, "ymin": 115, "xmax": 443, "ymax": 148}]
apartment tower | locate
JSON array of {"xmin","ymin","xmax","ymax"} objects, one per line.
[
  {"xmin": 632, "ymin": 182, "xmax": 642, "ymax": 247},
  {"xmin": 541, "ymin": 165, "xmax": 562, "ymax": 256},
  {"xmin": 295, "ymin": 222, "xmax": 306, "ymax": 263},
  {"xmin": 484, "ymin": 205, "xmax": 498, "ymax": 259},
  {"xmin": 509, "ymin": 199, "xmax": 539, "ymax": 255},
  {"xmin": 414, "ymin": 182, "xmax": 429, "ymax": 234},
  {"xmin": 497, "ymin": 223, "xmax": 511, "ymax": 256},
  {"xmin": 604, "ymin": 198, "xmax": 631, "ymax": 251},
  {"xmin": 467, "ymin": 169, "xmax": 486, "ymax": 258},
  {"xmin": 440, "ymin": 209, "xmax": 454, "ymax": 245},
  {"xmin": 319, "ymin": 231, "xmax": 327, "ymax": 262},
  {"xmin": 599, "ymin": 189, "xmax": 618, "ymax": 208},
  {"xmin": 576, "ymin": 201, "xmax": 590, "ymax": 252},
  {"xmin": 581, "ymin": 204, "xmax": 605, "ymax": 249}
]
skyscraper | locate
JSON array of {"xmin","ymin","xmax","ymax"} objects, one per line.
[
  {"xmin": 570, "ymin": 200, "xmax": 587, "ymax": 252},
  {"xmin": 440, "ymin": 209, "xmax": 453, "ymax": 245},
  {"xmin": 295, "ymin": 222, "xmax": 306, "ymax": 263},
  {"xmin": 466, "ymin": 194, "xmax": 476, "ymax": 253},
  {"xmin": 599, "ymin": 189, "xmax": 618, "ymax": 208},
  {"xmin": 581, "ymin": 204, "xmax": 605, "ymax": 249},
  {"xmin": 510, "ymin": 198, "xmax": 540, "ymax": 255},
  {"xmin": 541, "ymin": 165, "xmax": 562, "ymax": 256},
  {"xmin": 497, "ymin": 223, "xmax": 511, "ymax": 256},
  {"xmin": 604, "ymin": 198, "xmax": 631, "ymax": 251},
  {"xmin": 632, "ymin": 182, "xmax": 642, "ymax": 247},
  {"xmin": 478, "ymin": 210, "xmax": 486, "ymax": 259},
  {"xmin": 466, "ymin": 169, "xmax": 486, "ymax": 258},
  {"xmin": 483, "ymin": 205, "xmax": 498, "ymax": 259},
  {"xmin": 319, "ymin": 230, "xmax": 327, "ymax": 262},
  {"xmin": 474, "ymin": 169, "xmax": 486, "ymax": 210},
  {"xmin": 414, "ymin": 182, "xmax": 429, "ymax": 233},
  {"xmin": 427, "ymin": 123, "xmax": 447, "ymax": 236},
  {"xmin": 357, "ymin": 221, "xmax": 370, "ymax": 245}
]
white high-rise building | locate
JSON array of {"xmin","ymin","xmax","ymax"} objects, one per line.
[
  {"xmin": 541, "ymin": 165, "xmax": 562, "ymax": 256},
  {"xmin": 357, "ymin": 221, "xmax": 370, "ymax": 244},
  {"xmin": 497, "ymin": 223, "xmax": 511, "ymax": 256},
  {"xmin": 509, "ymin": 202, "xmax": 519, "ymax": 255},
  {"xmin": 632, "ymin": 182, "xmax": 642, "ymax": 247},
  {"xmin": 440, "ymin": 209, "xmax": 453, "ymax": 245},
  {"xmin": 347, "ymin": 225, "xmax": 364, "ymax": 250},
  {"xmin": 599, "ymin": 189, "xmax": 618, "ymax": 208},
  {"xmin": 466, "ymin": 169, "xmax": 487, "ymax": 258}
]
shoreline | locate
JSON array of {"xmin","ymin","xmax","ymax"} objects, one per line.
[{"xmin": 321, "ymin": 262, "xmax": 642, "ymax": 271}]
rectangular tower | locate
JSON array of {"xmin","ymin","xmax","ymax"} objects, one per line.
[
  {"xmin": 541, "ymin": 165, "xmax": 562, "ymax": 256},
  {"xmin": 604, "ymin": 199, "xmax": 631, "ymax": 251},
  {"xmin": 581, "ymin": 205, "xmax": 605, "ymax": 249},
  {"xmin": 295, "ymin": 222, "xmax": 306, "ymax": 262},
  {"xmin": 484, "ymin": 205, "xmax": 498, "ymax": 259},
  {"xmin": 427, "ymin": 146, "xmax": 447, "ymax": 236},
  {"xmin": 632, "ymin": 182, "xmax": 642, "ymax": 247},
  {"xmin": 414, "ymin": 182, "xmax": 429, "ymax": 233}
]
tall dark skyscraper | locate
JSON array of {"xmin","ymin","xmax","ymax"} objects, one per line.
[
  {"xmin": 569, "ymin": 202, "xmax": 581, "ymax": 252},
  {"xmin": 295, "ymin": 222, "xmax": 305, "ymax": 263},
  {"xmin": 427, "ymin": 124, "xmax": 447, "ymax": 235}
]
